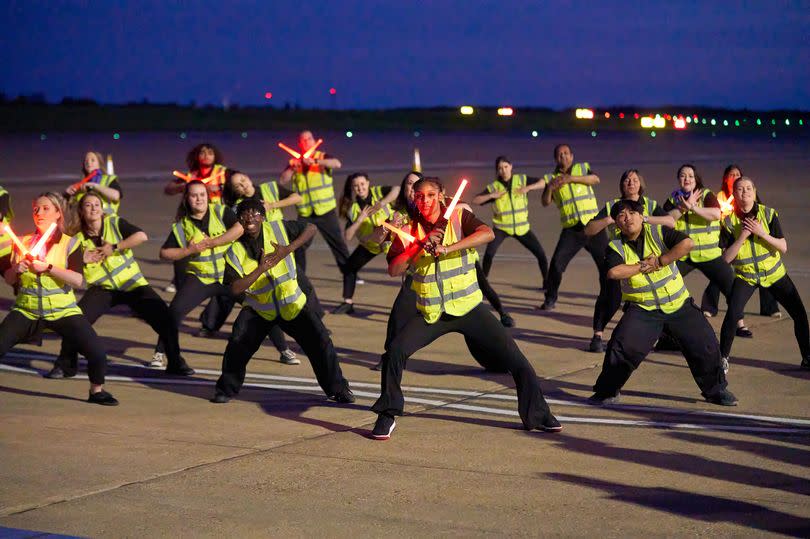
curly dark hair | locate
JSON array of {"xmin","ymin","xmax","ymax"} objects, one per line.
[{"xmin": 185, "ymin": 143, "xmax": 224, "ymax": 172}]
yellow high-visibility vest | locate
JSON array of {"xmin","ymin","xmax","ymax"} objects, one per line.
[
  {"xmin": 722, "ymin": 205, "xmax": 786, "ymax": 287},
  {"xmin": 608, "ymin": 224, "xmax": 690, "ymax": 313},
  {"xmin": 486, "ymin": 174, "xmax": 530, "ymax": 236},
  {"xmin": 603, "ymin": 196, "xmax": 658, "ymax": 238},
  {"xmin": 410, "ymin": 209, "xmax": 482, "ymax": 324},
  {"xmin": 292, "ymin": 150, "xmax": 336, "ymax": 217},
  {"xmin": 171, "ymin": 204, "xmax": 230, "ymax": 284},
  {"xmin": 76, "ymin": 215, "xmax": 148, "ymax": 292},
  {"xmin": 349, "ymin": 185, "xmax": 393, "ymax": 254},
  {"xmin": 225, "ymin": 220, "xmax": 306, "ymax": 321},
  {"xmin": 73, "ymin": 174, "xmax": 121, "ymax": 215},
  {"xmin": 545, "ymin": 163, "xmax": 599, "ymax": 228},
  {"xmin": 668, "ymin": 189, "xmax": 722, "ymax": 263},
  {"xmin": 0, "ymin": 186, "xmax": 14, "ymax": 259}
]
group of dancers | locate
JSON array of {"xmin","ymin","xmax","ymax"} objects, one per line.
[{"xmin": 0, "ymin": 132, "xmax": 808, "ymax": 440}]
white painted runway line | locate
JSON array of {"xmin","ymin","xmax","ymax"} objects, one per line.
[{"xmin": 2, "ymin": 353, "xmax": 809, "ymax": 435}]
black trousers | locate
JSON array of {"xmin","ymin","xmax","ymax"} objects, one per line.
[
  {"xmin": 476, "ymin": 261, "xmax": 506, "ymax": 316},
  {"xmin": 342, "ymin": 245, "xmax": 378, "ymax": 299},
  {"xmin": 156, "ymin": 275, "xmax": 234, "ymax": 354},
  {"xmin": 676, "ymin": 257, "xmax": 735, "ymax": 312},
  {"xmin": 55, "ymin": 285, "xmax": 185, "ymax": 374},
  {"xmin": 483, "ymin": 228, "xmax": 549, "ymax": 286},
  {"xmin": 294, "ymin": 210, "xmax": 350, "ymax": 275},
  {"xmin": 545, "ymin": 226, "xmax": 610, "ymax": 329},
  {"xmin": 372, "ymin": 303, "xmax": 554, "ymax": 429},
  {"xmin": 593, "ymin": 300, "xmax": 728, "ymax": 400},
  {"xmin": 0, "ymin": 311, "xmax": 107, "ymax": 384},
  {"xmin": 702, "ymin": 281, "xmax": 780, "ymax": 316},
  {"xmin": 594, "ymin": 277, "xmax": 623, "ymax": 333},
  {"xmin": 215, "ymin": 306, "xmax": 350, "ymax": 398},
  {"xmin": 720, "ymin": 274, "xmax": 810, "ymax": 359}
]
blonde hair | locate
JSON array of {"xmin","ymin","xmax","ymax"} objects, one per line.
[{"xmin": 66, "ymin": 191, "xmax": 104, "ymax": 235}]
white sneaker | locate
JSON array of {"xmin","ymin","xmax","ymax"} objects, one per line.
[
  {"xmin": 771, "ymin": 311, "xmax": 783, "ymax": 319},
  {"xmin": 280, "ymin": 349, "xmax": 300, "ymax": 365},
  {"xmin": 164, "ymin": 283, "xmax": 176, "ymax": 294},
  {"xmin": 720, "ymin": 356, "xmax": 729, "ymax": 375},
  {"xmin": 150, "ymin": 352, "xmax": 166, "ymax": 368},
  {"xmin": 356, "ymin": 279, "xmax": 365, "ymax": 285}
]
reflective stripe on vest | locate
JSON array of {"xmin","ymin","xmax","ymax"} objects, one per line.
[
  {"xmin": 225, "ymin": 220, "xmax": 306, "ymax": 321},
  {"xmin": 608, "ymin": 224, "xmax": 690, "ymax": 313},
  {"xmin": 350, "ymin": 185, "xmax": 393, "ymax": 255},
  {"xmin": 80, "ymin": 216, "xmax": 148, "ymax": 291},
  {"xmin": 259, "ymin": 181, "xmax": 284, "ymax": 222},
  {"xmin": 546, "ymin": 163, "xmax": 599, "ymax": 227},
  {"xmin": 172, "ymin": 204, "xmax": 230, "ymax": 284},
  {"xmin": 293, "ymin": 150, "xmax": 335, "ymax": 217},
  {"xmin": 487, "ymin": 174, "xmax": 530, "ymax": 236},
  {"xmin": 669, "ymin": 189, "xmax": 721, "ymax": 262},
  {"xmin": 13, "ymin": 233, "xmax": 83, "ymax": 320},
  {"xmin": 0, "ymin": 186, "xmax": 13, "ymax": 258},
  {"xmin": 410, "ymin": 209, "xmax": 483, "ymax": 324},
  {"xmin": 722, "ymin": 205, "xmax": 786, "ymax": 287},
  {"xmin": 73, "ymin": 174, "xmax": 121, "ymax": 215}
]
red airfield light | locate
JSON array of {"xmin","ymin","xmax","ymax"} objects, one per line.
[
  {"xmin": 264, "ymin": 92, "xmax": 273, "ymax": 99},
  {"xmin": 619, "ymin": 112, "xmax": 625, "ymax": 119},
  {"xmin": 674, "ymin": 117, "xmax": 687, "ymax": 129},
  {"xmin": 634, "ymin": 113, "xmax": 640, "ymax": 119},
  {"xmin": 329, "ymin": 87, "xmax": 337, "ymax": 95},
  {"xmin": 665, "ymin": 114, "xmax": 672, "ymax": 121},
  {"xmin": 604, "ymin": 112, "xmax": 611, "ymax": 118}
]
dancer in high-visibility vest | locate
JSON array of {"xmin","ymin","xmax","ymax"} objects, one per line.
[
  {"xmin": 210, "ymin": 198, "xmax": 355, "ymax": 404},
  {"xmin": 65, "ymin": 151, "xmax": 122, "ymax": 215},
  {"xmin": 151, "ymin": 181, "xmax": 243, "ymax": 369},
  {"xmin": 279, "ymin": 131, "xmax": 351, "ymax": 276},
  {"xmin": 540, "ymin": 144, "xmax": 605, "ymax": 312},
  {"xmin": 719, "ymin": 176, "xmax": 810, "ymax": 372},
  {"xmin": 0, "ymin": 192, "xmax": 118, "ymax": 405},
  {"xmin": 46, "ymin": 191, "xmax": 193, "ymax": 378},
  {"xmin": 0, "ymin": 184, "xmax": 14, "ymax": 275},
  {"xmin": 370, "ymin": 177, "xmax": 561, "ymax": 440},
  {"xmin": 588, "ymin": 199, "xmax": 738, "ymax": 406},
  {"xmin": 474, "ymin": 156, "xmax": 549, "ymax": 289},
  {"xmin": 584, "ymin": 169, "xmax": 675, "ymax": 352},
  {"xmin": 334, "ymin": 172, "xmax": 400, "ymax": 314},
  {"xmin": 703, "ymin": 164, "xmax": 780, "ymax": 320}
]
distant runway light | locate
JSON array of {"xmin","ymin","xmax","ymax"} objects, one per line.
[
  {"xmin": 264, "ymin": 92, "xmax": 272, "ymax": 99},
  {"xmin": 180, "ymin": 132, "xmax": 187, "ymax": 139},
  {"xmin": 785, "ymin": 119, "xmax": 790, "ymax": 126},
  {"xmin": 575, "ymin": 108, "xmax": 594, "ymax": 119},
  {"xmin": 531, "ymin": 130, "xmax": 538, "ymax": 137},
  {"xmin": 651, "ymin": 131, "xmax": 656, "ymax": 138},
  {"xmin": 346, "ymin": 131, "xmax": 353, "ymax": 138},
  {"xmin": 653, "ymin": 117, "xmax": 665, "ymax": 128},
  {"xmin": 113, "ymin": 133, "xmax": 120, "ymax": 140},
  {"xmin": 619, "ymin": 112, "xmax": 625, "ymax": 119},
  {"xmin": 723, "ymin": 120, "xmax": 729, "ymax": 126},
  {"xmin": 685, "ymin": 116, "xmax": 692, "ymax": 124},
  {"xmin": 640, "ymin": 117, "xmax": 654, "ymax": 128},
  {"xmin": 710, "ymin": 119, "xmax": 717, "ymax": 126},
  {"xmin": 40, "ymin": 134, "xmax": 47, "ymax": 141},
  {"xmin": 241, "ymin": 132, "xmax": 248, "ymax": 139},
  {"xmin": 459, "ymin": 106, "xmax": 474, "ymax": 115},
  {"xmin": 413, "ymin": 131, "xmax": 420, "ymax": 137},
  {"xmin": 329, "ymin": 88, "xmax": 337, "ymax": 95},
  {"xmin": 735, "ymin": 120, "xmax": 740, "ymax": 127},
  {"xmin": 674, "ymin": 117, "xmax": 686, "ymax": 129},
  {"xmin": 590, "ymin": 130, "xmax": 597, "ymax": 137},
  {"xmin": 772, "ymin": 131, "xmax": 777, "ymax": 138},
  {"xmin": 634, "ymin": 113, "xmax": 640, "ymax": 119},
  {"xmin": 497, "ymin": 107, "xmax": 514, "ymax": 116},
  {"xmin": 604, "ymin": 112, "xmax": 610, "ymax": 119}
]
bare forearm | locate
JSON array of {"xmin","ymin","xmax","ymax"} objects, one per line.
[
  {"xmin": 48, "ymin": 267, "xmax": 84, "ymax": 289},
  {"xmin": 273, "ymin": 193, "xmax": 302, "ymax": 208},
  {"xmin": 585, "ymin": 217, "xmax": 611, "ymax": 237},
  {"xmin": 569, "ymin": 174, "xmax": 600, "ymax": 186},
  {"xmin": 160, "ymin": 247, "xmax": 190, "ymax": 261},
  {"xmin": 541, "ymin": 186, "xmax": 554, "ymax": 207},
  {"xmin": 164, "ymin": 180, "xmax": 185, "ymax": 195},
  {"xmin": 119, "ymin": 231, "xmax": 147, "ymax": 250},
  {"xmin": 660, "ymin": 238, "xmax": 693, "ymax": 265},
  {"xmin": 723, "ymin": 236, "xmax": 747, "ymax": 264},
  {"xmin": 290, "ymin": 224, "xmax": 317, "ymax": 250},
  {"xmin": 647, "ymin": 215, "xmax": 676, "ymax": 228},
  {"xmin": 691, "ymin": 206, "xmax": 721, "ymax": 221},
  {"xmin": 445, "ymin": 225, "xmax": 494, "ymax": 253},
  {"xmin": 230, "ymin": 268, "xmax": 264, "ymax": 296},
  {"xmin": 758, "ymin": 234, "xmax": 788, "ymax": 255},
  {"xmin": 90, "ymin": 184, "xmax": 120, "ymax": 202},
  {"xmin": 318, "ymin": 158, "xmax": 341, "ymax": 169},
  {"xmin": 608, "ymin": 264, "xmax": 641, "ymax": 280},
  {"xmin": 210, "ymin": 224, "xmax": 244, "ymax": 247}
]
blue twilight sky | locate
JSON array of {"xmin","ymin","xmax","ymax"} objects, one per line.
[{"xmin": 3, "ymin": 0, "xmax": 808, "ymax": 110}]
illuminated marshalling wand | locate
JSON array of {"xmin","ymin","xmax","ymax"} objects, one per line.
[
  {"xmin": 381, "ymin": 221, "xmax": 416, "ymax": 245},
  {"xmin": 172, "ymin": 170, "xmax": 224, "ymax": 185},
  {"xmin": 70, "ymin": 170, "xmax": 101, "ymax": 192},
  {"xmin": 424, "ymin": 178, "xmax": 469, "ymax": 257},
  {"xmin": 3, "ymin": 222, "xmax": 57, "ymax": 261},
  {"xmin": 278, "ymin": 139, "xmax": 323, "ymax": 161}
]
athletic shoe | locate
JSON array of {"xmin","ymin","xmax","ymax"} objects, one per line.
[
  {"xmin": 88, "ymin": 390, "xmax": 119, "ymax": 406},
  {"xmin": 539, "ymin": 300, "xmax": 556, "ymax": 311},
  {"xmin": 331, "ymin": 302, "xmax": 355, "ymax": 315},
  {"xmin": 801, "ymin": 356, "xmax": 810, "ymax": 370},
  {"xmin": 705, "ymin": 390, "xmax": 738, "ymax": 406},
  {"xmin": 539, "ymin": 414, "xmax": 563, "ymax": 433},
  {"xmin": 280, "ymin": 349, "xmax": 300, "ymax": 365},
  {"xmin": 328, "ymin": 388, "xmax": 356, "ymax": 404},
  {"xmin": 164, "ymin": 283, "xmax": 176, "ymax": 294},
  {"xmin": 703, "ymin": 310, "xmax": 715, "ymax": 318},
  {"xmin": 196, "ymin": 328, "xmax": 216, "ymax": 338},
  {"xmin": 771, "ymin": 311, "xmax": 783, "ymax": 319},
  {"xmin": 45, "ymin": 366, "xmax": 65, "ymax": 379},
  {"xmin": 210, "ymin": 393, "xmax": 231, "ymax": 404},
  {"xmin": 149, "ymin": 352, "xmax": 165, "ymax": 368},
  {"xmin": 371, "ymin": 414, "xmax": 396, "ymax": 440},
  {"xmin": 720, "ymin": 356, "xmax": 730, "ymax": 374},
  {"xmin": 587, "ymin": 392, "xmax": 621, "ymax": 405},
  {"xmin": 357, "ymin": 279, "xmax": 365, "ymax": 285},
  {"xmin": 500, "ymin": 313, "xmax": 515, "ymax": 327},
  {"xmin": 165, "ymin": 364, "xmax": 195, "ymax": 376},
  {"xmin": 735, "ymin": 326, "xmax": 753, "ymax": 338},
  {"xmin": 588, "ymin": 335, "xmax": 605, "ymax": 353}
]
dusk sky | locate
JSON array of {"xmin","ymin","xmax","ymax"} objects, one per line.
[{"xmin": 4, "ymin": 1, "xmax": 808, "ymax": 110}]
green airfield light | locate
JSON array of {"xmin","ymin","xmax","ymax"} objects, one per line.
[
  {"xmin": 413, "ymin": 131, "xmax": 421, "ymax": 137},
  {"xmin": 756, "ymin": 118, "xmax": 762, "ymax": 125},
  {"xmin": 735, "ymin": 120, "xmax": 740, "ymax": 127},
  {"xmin": 711, "ymin": 119, "xmax": 717, "ymax": 126},
  {"xmin": 651, "ymin": 131, "xmax": 656, "ymax": 138},
  {"xmin": 723, "ymin": 120, "xmax": 729, "ymax": 127},
  {"xmin": 590, "ymin": 130, "xmax": 597, "ymax": 137},
  {"xmin": 241, "ymin": 132, "xmax": 248, "ymax": 139},
  {"xmin": 180, "ymin": 132, "xmax": 187, "ymax": 140},
  {"xmin": 531, "ymin": 130, "xmax": 539, "ymax": 138},
  {"xmin": 40, "ymin": 134, "xmax": 47, "ymax": 141},
  {"xmin": 113, "ymin": 133, "xmax": 120, "ymax": 140},
  {"xmin": 701, "ymin": 118, "xmax": 707, "ymax": 125},
  {"xmin": 346, "ymin": 131, "xmax": 353, "ymax": 138},
  {"xmin": 771, "ymin": 119, "xmax": 776, "ymax": 125},
  {"xmin": 772, "ymin": 131, "xmax": 777, "ymax": 138},
  {"xmin": 785, "ymin": 119, "xmax": 790, "ymax": 126}
]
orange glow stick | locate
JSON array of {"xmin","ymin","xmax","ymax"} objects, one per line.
[
  {"xmin": 278, "ymin": 142, "xmax": 302, "ymax": 160},
  {"xmin": 173, "ymin": 170, "xmax": 192, "ymax": 182},
  {"xmin": 720, "ymin": 195, "xmax": 735, "ymax": 215},
  {"xmin": 29, "ymin": 223, "xmax": 57, "ymax": 259},
  {"xmin": 382, "ymin": 221, "xmax": 416, "ymax": 244},
  {"xmin": 302, "ymin": 138, "xmax": 323, "ymax": 159},
  {"xmin": 2, "ymin": 224, "xmax": 30, "ymax": 256},
  {"xmin": 70, "ymin": 170, "xmax": 100, "ymax": 191},
  {"xmin": 443, "ymin": 179, "xmax": 469, "ymax": 219},
  {"xmin": 173, "ymin": 170, "xmax": 223, "ymax": 185}
]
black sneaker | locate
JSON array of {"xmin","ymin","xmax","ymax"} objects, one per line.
[
  {"xmin": 735, "ymin": 326, "xmax": 753, "ymax": 338},
  {"xmin": 165, "ymin": 364, "xmax": 195, "ymax": 376},
  {"xmin": 539, "ymin": 414, "xmax": 562, "ymax": 433},
  {"xmin": 539, "ymin": 300, "xmax": 556, "ymax": 311},
  {"xmin": 45, "ymin": 366, "xmax": 65, "ymax": 379},
  {"xmin": 705, "ymin": 390, "xmax": 738, "ymax": 406},
  {"xmin": 328, "ymin": 388, "xmax": 356, "ymax": 404},
  {"xmin": 196, "ymin": 328, "xmax": 216, "ymax": 338},
  {"xmin": 588, "ymin": 335, "xmax": 605, "ymax": 353},
  {"xmin": 802, "ymin": 356, "xmax": 810, "ymax": 370},
  {"xmin": 371, "ymin": 414, "xmax": 396, "ymax": 440},
  {"xmin": 500, "ymin": 313, "xmax": 515, "ymax": 327},
  {"xmin": 210, "ymin": 393, "xmax": 231, "ymax": 404},
  {"xmin": 88, "ymin": 390, "xmax": 119, "ymax": 406},
  {"xmin": 587, "ymin": 392, "xmax": 621, "ymax": 406},
  {"xmin": 331, "ymin": 302, "xmax": 355, "ymax": 315},
  {"xmin": 370, "ymin": 360, "xmax": 383, "ymax": 371}
]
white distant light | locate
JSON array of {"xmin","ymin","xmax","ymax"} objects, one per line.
[
  {"xmin": 575, "ymin": 108, "xmax": 594, "ymax": 119},
  {"xmin": 497, "ymin": 107, "xmax": 514, "ymax": 116},
  {"xmin": 460, "ymin": 106, "xmax": 474, "ymax": 115},
  {"xmin": 531, "ymin": 130, "xmax": 538, "ymax": 138}
]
